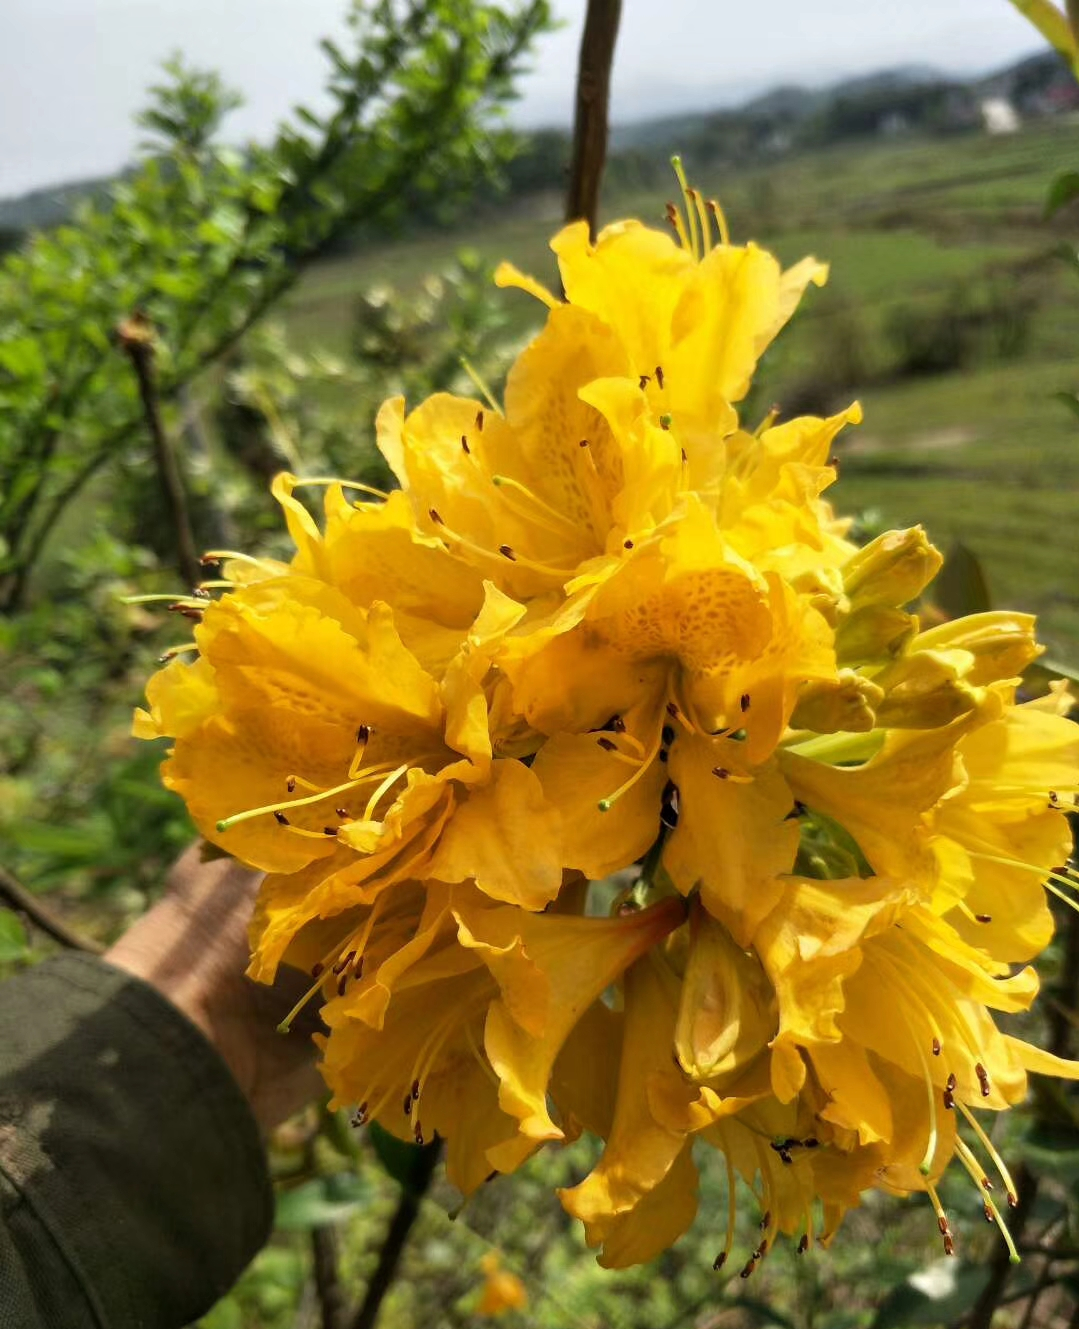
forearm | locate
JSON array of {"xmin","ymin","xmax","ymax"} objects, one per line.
[{"xmin": 0, "ymin": 951, "xmax": 274, "ymax": 1328}]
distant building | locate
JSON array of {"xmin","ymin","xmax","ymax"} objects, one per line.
[{"xmin": 981, "ymin": 98, "xmax": 1020, "ymax": 135}]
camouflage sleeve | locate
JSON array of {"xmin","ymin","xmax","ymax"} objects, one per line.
[{"xmin": 0, "ymin": 951, "xmax": 273, "ymax": 1328}]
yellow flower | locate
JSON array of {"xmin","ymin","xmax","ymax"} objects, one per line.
[
  {"xmin": 312, "ymin": 883, "xmax": 684, "ymax": 1193},
  {"xmin": 476, "ymin": 1252, "xmax": 527, "ymax": 1316},
  {"xmin": 135, "ymin": 573, "xmax": 563, "ymax": 914}
]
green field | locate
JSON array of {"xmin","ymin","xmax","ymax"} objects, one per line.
[{"xmin": 283, "ymin": 119, "xmax": 1079, "ymax": 661}]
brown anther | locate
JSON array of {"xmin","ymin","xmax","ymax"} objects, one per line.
[
  {"xmin": 1007, "ymin": 1191, "xmax": 1018, "ymax": 1208},
  {"xmin": 356, "ymin": 724, "xmax": 371, "ymax": 743},
  {"xmin": 760, "ymin": 1211, "xmax": 771, "ymax": 1231},
  {"xmin": 404, "ymin": 1094, "xmax": 413, "ymax": 1116},
  {"xmin": 351, "ymin": 1110, "xmax": 367, "ymax": 1127},
  {"xmin": 713, "ymin": 767, "xmax": 730, "ymax": 780},
  {"xmin": 639, "ymin": 374, "xmax": 651, "ymax": 390},
  {"xmin": 784, "ymin": 800, "xmax": 808, "ymax": 821},
  {"xmin": 779, "ymin": 1149, "xmax": 793, "ymax": 1165},
  {"xmin": 485, "ymin": 1170, "xmax": 499, "ymax": 1183},
  {"xmin": 429, "ymin": 508, "xmax": 444, "ymax": 525},
  {"xmin": 975, "ymin": 914, "xmax": 992, "ymax": 924},
  {"xmin": 740, "ymin": 694, "xmax": 751, "ymax": 713},
  {"xmin": 323, "ymin": 826, "xmax": 338, "ymax": 837},
  {"xmin": 311, "ymin": 962, "xmax": 324, "ymax": 979},
  {"xmin": 287, "ymin": 776, "xmax": 297, "ymax": 793},
  {"xmin": 579, "ymin": 438, "xmax": 589, "ymax": 448},
  {"xmin": 414, "ymin": 1125, "xmax": 424, "ymax": 1145},
  {"xmin": 943, "ymin": 1234, "xmax": 955, "ymax": 1257},
  {"xmin": 659, "ymin": 749, "xmax": 669, "ymax": 763},
  {"xmin": 332, "ymin": 951, "xmax": 355, "ymax": 976},
  {"xmin": 804, "ymin": 1139, "xmax": 819, "ymax": 1149},
  {"xmin": 798, "ymin": 1235, "xmax": 809, "ymax": 1255},
  {"xmin": 655, "ymin": 365, "xmax": 665, "ymax": 389},
  {"xmin": 937, "ymin": 1216, "xmax": 950, "ymax": 1237},
  {"xmin": 982, "ymin": 1176, "xmax": 993, "ymax": 1191},
  {"xmin": 336, "ymin": 973, "xmax": 349, "ymax": 997},
  {"xmin": 713, "ymin": 1251, "xmax": 727, "ymax": 1271},
  {"xmin": 623, "ymin": 539, "xmax": 634, "ymax": 550},
  {"xmin": 984, "ymin": 1202, "xmax": 995, "ymax": 1224},
  {"xmin": 498, "ymin": 544, "xmax": 517, "ymax": 561},
  {"xmin": 666, "ymin": 701, "xmax": 680, "ymax": 719},
  {"xmin": 461, "ymin": 435, "xmax": 471, "ymax": 455},
  {"xmin": 199, "ymin": 555, "xmax": 220, "ymax": 568},
  {"xmin": 336, "ymin": 807, "xmax": 349, "ymax": 818},
  {"xmin": 976, "ymin": 1063, "xmax": 991, "ymax": 1097},
  {"xmin": 946, "ymin": 1072, "xmax": 957, "ymax": 1092},
  {"xmin": 606, "ymin": 715, "xmax": 626, "ymax": 733},
  {"xmin": 756, "ymin": 1240, "xmax": 769, "ymax": 1259},
  {"xmin": 273, "ymin": 810, "xmax": 290, "ymax": 826},
  {"xmin": 597, "ymin": 737, "xmax": 617, "ymax": 752},
  {"xmin": 665, "ymin": 202, "xmax": 679, "ymax": 229},
  {"xmin": 681, "ymin": 447, "xmax": 688, "ymax": 463},
  {"xmin": 411, "ymin": 1079, "xmax": 419, "ymax": 1099},
  {"xmin": 943, "ymin": 1089, "xmax": 955, "ymax": 1110},
  {"xmin": 932, "ymin": 1038, "xmax": 942, "ymax": 1056},
  {"xmin": 475, "ymin": 410, "xmax": 484, "ymax": 432},
  {"xmin": 740, "ymin": 1260, "xmax": 756, "ymax": 1280}
]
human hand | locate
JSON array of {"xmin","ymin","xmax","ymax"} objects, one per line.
[{"xmin": 105, "ymin": 844, "xmax": 325, "ymax": 1133}]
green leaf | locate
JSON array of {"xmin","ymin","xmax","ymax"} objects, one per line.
[
  {"xmin": 1020, "ymin": 1123, "xmax": 1079, "ymax": 1179},
  {"xmin": 1047, "ymin": 170, "xmax": 1079, "ymax": 218},
  {"xmin": 0, "ymin": 910, "xmax": 29, "ymax": 964},
  {"xmin": 274, "ymin": 1171, "xmax": 370, "ymax": 1232},
  {"xmin": 197, "ymin": 1297, "xmax": 243, "ymax": 1329},
  {"xmin": 368, "ymin": 1121, "xmax": 441, "ymax": 1196},
  {"xmin": 1054, "ymin": 389, "xmax": 1079, "ymax": 421},
  {"xmin": 931, "ymin": 542, "xmax": 992, "ymax": 619}
]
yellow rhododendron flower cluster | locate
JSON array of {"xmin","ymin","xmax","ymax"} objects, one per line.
[{"xmin": 135, "ymin": 179, "xmax": 1079, "ymax": 1272}]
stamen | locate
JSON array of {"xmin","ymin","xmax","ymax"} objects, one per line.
[
  {"xmin": 926, "ymin": 1181, "xmax": 955, "ymax": 1256},
  {"xmin": 707, "ymin": 198, "xmax": 731, "ymax": 247},
  {"xmin": 955, "ymin": 1101, "xmax": 1018, "ymax": 1204},
  {"xmin": 361, "ymin": 764, "xmax": 411, "ymax": 822},
  {"xmin": 688, "ymin": 187, "xmax": 711, "ymax": 254},
  {"xmin": 598, "ymin": 721, "xmax": 666, "ymax": 812},
  {"xmin": 122, "ymin": 593, "xmax": 207, "ymax": 607},
  {"xmin": 157, "ymin": 643, "xmax": 200, "ymax": 663},
  {"xmin": 664, "ymin": 200, "xmax": 691, "ymax": 253},
  {"xmin": 714, "ymin": 1146, "xmax": 738, "ymax": 1273},
  {"xmin": 671, "ymin": 156, "xmax": 700, "ymax": 259},
  {"xmin": 953, "ymin": 1139, "xmax": 1020, "ymax": 1263},
  {"xmin": 460, "ymin": 357, "xmax": 501, "ymax": 413},
  {"xmin": 435, "ymin": 521, "xmax": 576, "ymax": 580},
  {"xmin": 290, "ymin": 477, "xmax": 389, "ymax": 501},
  {"xmin": 655, "ymin": 365, "xmax": 665, "ymax": 389},
  {"xmin": 491, "ymin": 474, "xmax": 582, "ymax": 536},
  {"xmin": 216, "ymin": 770, "xmax": 385, "ymax": 833}
]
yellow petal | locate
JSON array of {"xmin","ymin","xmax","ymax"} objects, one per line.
[{"xmin": 427, "ymin": 759, "xmax": 563, "ymax": 909}]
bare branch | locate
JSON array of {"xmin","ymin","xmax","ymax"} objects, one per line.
[{"xmin": 565, "ymin": 0, "xmax": 622, "ymax": 239}]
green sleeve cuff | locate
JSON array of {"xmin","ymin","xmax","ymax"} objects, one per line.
[{"xmin": 0, "ymin": 951, "xmax": 274, "ymax": 1328}]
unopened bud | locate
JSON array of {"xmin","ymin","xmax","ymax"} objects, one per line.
[{"xmin": 843, "ymin": 527, "xmax": 942, "ymax": 609}]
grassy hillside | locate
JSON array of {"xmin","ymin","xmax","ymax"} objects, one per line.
[{"xmin": 282, "ymin": 119, "xmax": 1079, "ymax": 660}]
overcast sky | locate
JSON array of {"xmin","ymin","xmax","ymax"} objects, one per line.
[{"xmin": 1, "ymin": 0, "xmax": 1047, "ymax": 198}]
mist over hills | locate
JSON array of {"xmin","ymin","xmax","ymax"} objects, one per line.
[{"xmin": 1, "ymin": 48, "xmax": 1071, "ymax": 240}]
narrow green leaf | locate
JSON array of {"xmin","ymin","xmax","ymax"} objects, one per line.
[
  {"xmin": 1047, "ymin": 170, "xmax": 1079, "ymax": 217},
  {"xmin": 931, "ymin": 543, "xmax": 992, "ymax": 619},
  {"xmin": 368, "ymin": 1120, "xmax": 441, "ymax": 1196},
  {"xmin": 0, "ymin": 910, "xmax": 29, "ymax": 964},
  {"xmin": 274, "ymin": 1171, "xmax": 369, "ymax": 1232}
]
